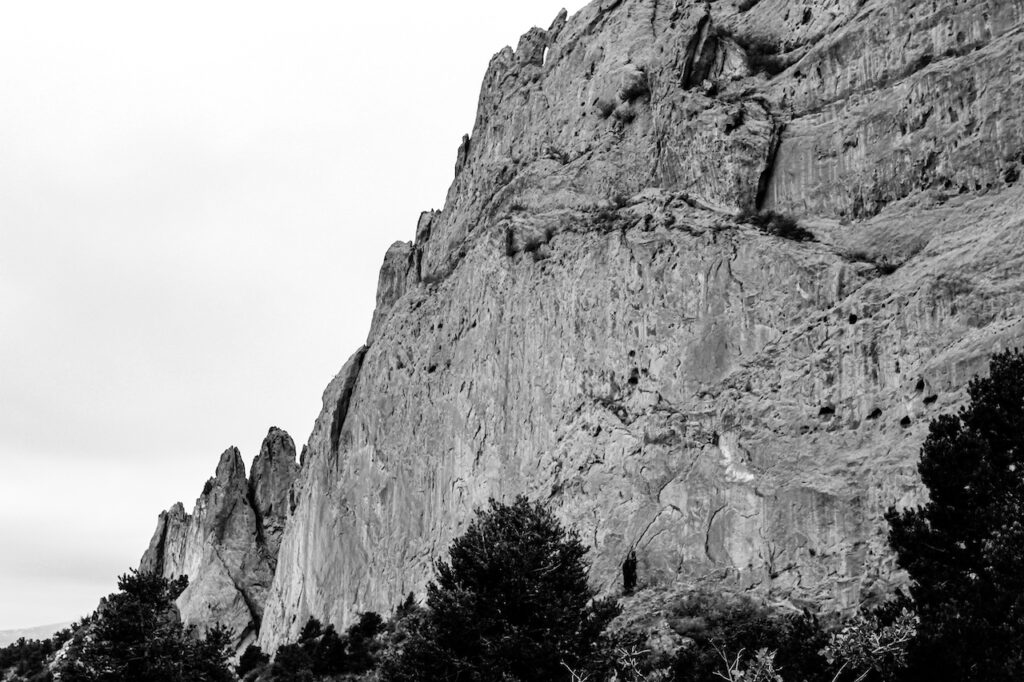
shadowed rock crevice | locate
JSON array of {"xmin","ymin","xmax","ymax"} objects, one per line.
[
  {"xmin": 329, "ymin": 346, "xmax": 368, "ymax": 455},
  {"xmin": 682, "ymin": 14, "xmax": 713, "ymax": 89},
  {"xmin": 755, "ymin": 119, "xmax": 785, "ymax": 210}
]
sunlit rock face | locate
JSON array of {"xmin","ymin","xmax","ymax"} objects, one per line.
[
  {"xmin": 224, "ymin": 0, "xmax": 1022, "ymax": 650},
  {"xmin": 140, "ymin": 428, "xmax": 298, "ymax": 650}
]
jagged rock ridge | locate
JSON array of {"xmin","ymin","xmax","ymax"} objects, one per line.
[
  {"xmin": 142, "ymin": 0, "xmax": 1024, "ymax": 652},
  {"xmin": 140, "ymin": 427, "xmax": 298, "ymax": 650}
]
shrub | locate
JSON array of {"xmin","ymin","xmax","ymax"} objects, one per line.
[
  {"xmin": 886, "ymin": 349, "xmax": 1024, "ymax": 680},
  {"xmin": 236, "ymin": 644, "xmax": 269, "ymax": 679},
  {"xmin": 383, "ymin": 496, "xmax": 619, "ymax": 682},
  {"xmin": 733, "ymin": 34, "xmax": 792, "ymax": 76},
  {"xmin": 737, "ymin": 208, "xmax": 814, "ymax": 242},
  {"xmin": 666, "ymin": 591, "xmax": 829, "ymax": 682},
  {"xmin": 875, "ymin": 260, "xmax": 900, "ymax": 275},
  {"xmin": 270, "ymin": 643, "xmax": 314, "ymax": 682},
  {"xmin": 714, "ymin": 647, "xmax": 783, "ymax": 682},
  {"xmin": 822, "ymin": 608, "xmax": 917, "ymax": 682}
]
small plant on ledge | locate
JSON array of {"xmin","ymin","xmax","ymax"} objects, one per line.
[{"xmin": 737, "ymin": 207, "xmax": 814, "ymax": 242}]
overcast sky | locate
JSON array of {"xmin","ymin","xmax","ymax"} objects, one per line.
[{"xmin": 0, "ymin": 0, "xmax": 587, "ymax": 631}]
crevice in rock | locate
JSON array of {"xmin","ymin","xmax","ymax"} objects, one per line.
[
  {"xmin": 212, "ymin": 546, "xmax": 262, "ymax": 639},
  {"xmin": 681, "ymin": 14, "xmax": 711, "ymax": 89},
  {"xmin": 705, "ymin": 504, "xmax": 726, "ymax": 563},
  {"xmin": 330, "ymin": 346, "xmax": 369, "ymax": 454},
  {"xmin": 246, "ymin": 485, "xmax": 267, "ymax": 550},
  {"xmin": 152, "ymin": 513, "xmax": 170, "ymax": 574},
  {"xmin": 755, "ymin": 118, "xmax": 786, "ymax": 210}
]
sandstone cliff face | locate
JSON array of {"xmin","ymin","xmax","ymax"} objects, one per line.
[
  {"xmin": 141, "ymin": 428, "xmax": 298, "ymax": 649},
  {"xmin": 240, "ymin": 0, "xmax": 1024, "ymax": 649}
]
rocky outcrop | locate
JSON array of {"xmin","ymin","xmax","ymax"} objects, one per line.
[
  {"xmin": 248, "ymin": 428, "xmax": 300, "ymax": 564},
  {"xmin": 251, "ymin": 0, "xmax": 1024, "ymax": 650},
  {"xmin": 116, "ymin": 0, "xmax": 1024, "ymax": 651},
  {"xmin": 140, "ymin": 428, "xmax": 298, "ymax": 650}
]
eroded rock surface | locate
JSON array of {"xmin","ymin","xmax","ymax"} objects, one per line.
[
  {"xmin": 140, "ymin": 428, "xmax": 298, "ymax": 649},
  {"xmin": 143, "ymin": 0, "xmax": 1024, "ymax": 650}
]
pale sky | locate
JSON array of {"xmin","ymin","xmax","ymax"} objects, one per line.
[{"xmin": 0, "ymin": 0, "xmax": 587, "ymax": 631}]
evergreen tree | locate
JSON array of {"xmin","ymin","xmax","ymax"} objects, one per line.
[
  {"xmin": 886, "ymin": 349, "xmax": 1024, "ymax": 680},
  {"xmin": 269, "ymin": 642, "xmax": 314, "ymax": 682},
  {"xmin": 236, "ymin": 643, "xmax": 270, "ymax": 679},
  {"xmin": 343, "ymin": 612, "xmax": 384, "ymax": 674},
  {"xmin": 384, "ymin": 495, "xmax": 619, "ymax": 682},
  {"xmin": 56, "ymin": 570, "xmax": 234, "ymax": 682}
]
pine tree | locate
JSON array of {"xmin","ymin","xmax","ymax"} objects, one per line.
[
  {"xmin": 384, "ymin": 496, "xmax": 618, "ymax": 682},
  {"xmin": 236, "ymin": 643, "xmax": 270, "ymax": 679},
  {"xmin": 56, "ymin": 570, "xmax": 234, "ymax": 682},
  {"xmin": 886, "ymin": 349, "xmax": 1024, "ymax": 680}
]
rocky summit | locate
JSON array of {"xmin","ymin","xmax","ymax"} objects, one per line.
[
  {"xmin": 142, "ymin": 0, "xmax": 1024, "ymax": 653},
  {"xmin": 141, "ymin": 427, "xmax": 298, "ymax": 650}
]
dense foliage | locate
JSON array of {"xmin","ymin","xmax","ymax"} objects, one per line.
[
  {"xmin": 383, "ymin": 496, "xmax": 619, "ymax": 682},
  {"xmin": 250, "ymin": 612, "xmax": 386, "ymax": 681},
  {"xmin": 658, "ymin": 592, "xmax": 829, "ymax": 682},
  {"xmin": 237, "ymin": 643, "xmax": 271, "ymax": 679},
  {"xmin": 56, "ymin": 570, "xmax": 234, "ymax": 682},
  {"xmin": 0, "ymin": 625, "xmax": 73, "ymax": 681},
  {"xmin": 886, "ymin": 349, "xmax": 1024, "ymax": 680}
]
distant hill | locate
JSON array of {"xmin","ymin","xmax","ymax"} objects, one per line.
[{"xmin": 0, "ymin": 622, "xmax": 71, "ymax": 647}]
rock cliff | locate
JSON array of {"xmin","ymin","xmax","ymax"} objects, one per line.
[
  {"xmin": 143, "ymin": 0, "xmax": 1024, "ymax": 651},
  {"xmin": 140, "ymin": 427, "xmax": 298, "ymax": 649}
]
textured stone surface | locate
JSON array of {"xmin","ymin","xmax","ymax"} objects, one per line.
[
  {"xmin": 145, "ymin": 0, "xmax": 1023, "ymax": 650},
  {"xmin": 140, "ymin": 428, "xmax": 298, "ymax": 649}
]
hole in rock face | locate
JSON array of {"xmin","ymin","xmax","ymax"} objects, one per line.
[
  {"xmin": 900, "ymin": 416, "xmax": 912, "ymax": 427},
  {"xmin": 924, "ymin": 394, "xmax": 938, "ymax": 405},
  {"xmin": 916, "ymin": 378, "xmax": 925, "ymax": 392},
  {"xmin": 818, "ymin": 405, "xmax": 836, "ymax": 416},
  {"xmin": 802, "ymin": 8, "xmax": 813, "ymax": 24},
  {"xmin": 628, "ymin": 369, "xmax": 640, "ymax": 386},
  {"xmin": 427, "ymin": 364, "xmax": 437, "ymax": 374},
  {"xmin": 849, "ymin": 313, "xmax": 858, "ymax": 324},
  {"xmin": 868, "ymin": 408, "xmax": 883, "ymax": 420}
]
